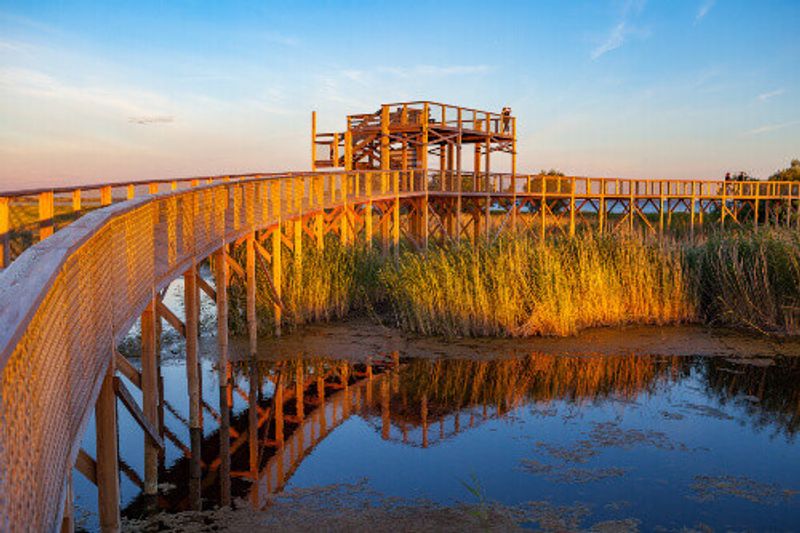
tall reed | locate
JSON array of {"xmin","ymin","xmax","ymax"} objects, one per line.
[
  {"xmin": 686, "ymin": 229, "xmax": 800, "ymax": 334},
  {"xmin": 381, "ymin": 233, "xmax": 694, "ymax": 337}
]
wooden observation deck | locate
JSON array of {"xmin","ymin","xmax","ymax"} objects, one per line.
[{"xmin": 312, "ymin": 101, "xmax": 516, "ymax": 176}]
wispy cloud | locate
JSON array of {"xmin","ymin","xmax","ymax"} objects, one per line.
[
  {"xmin": 746, "ymin": 120, "xmax": 799, "ymax": 135},
  {"xmin": 128, "ymin": 116, "xmax": 174, "ymax": 125},
  {"xmin": 757, "ymin": 88, "xmax": 785, "ymax": 102},
  {"xmin": 0, "ymin": 66, "xmax": 169, "ymax": 117},
  {"xmin": 695, "ymin": 0, "xmax": 715, "ymax": 24},
  {"xmin": 591, "ymin": 22, "xmax": 628, "ymax": 60},
  {"xmin": 591, "ymin": 0, "xmax": 648, "ymax": 60}
]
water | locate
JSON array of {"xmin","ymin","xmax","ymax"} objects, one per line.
[{"xmin": 70, "ymin": 314, "xmax": 800, "ymax": 532}]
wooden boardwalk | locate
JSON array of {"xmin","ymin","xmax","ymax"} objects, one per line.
[{"xmin": 0, "ymin": 105, "xmax": 799, "ymax": 531}]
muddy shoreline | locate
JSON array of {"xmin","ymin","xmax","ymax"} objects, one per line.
[{"xmin": 232, "ymin": 319, "xmax": 800, "ymax": 362}]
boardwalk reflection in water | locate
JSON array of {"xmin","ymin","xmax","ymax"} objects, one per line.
[{"xmin": 83, "ymin": 351, "xmax": 800, "ymax": 530}]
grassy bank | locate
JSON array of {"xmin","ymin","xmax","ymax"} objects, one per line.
[{"xmin": 228, "ymin": 229, "xmax": 800, "ymax": 338}]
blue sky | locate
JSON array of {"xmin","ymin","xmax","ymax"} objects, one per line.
[{"xmin": 0, "ymin": 0, "xmax": 798, "ymax": 188}]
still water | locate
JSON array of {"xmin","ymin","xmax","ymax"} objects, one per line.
[{"xmin": 71, "ymin": 322, "xmax": 800, "ymax": 532}]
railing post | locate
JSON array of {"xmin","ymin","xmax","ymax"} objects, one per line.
[
  {"xmin": 246, "ymin": 233, "xmax": 257, "ymax": 354},
  {"xmin": 72, "ymin": 190, "xmax": 81, "ymax": 212},
  {"xmin": 95, "ymin": 358, "xmax": 120, "ymax": 532},
  {"xmin": 100, "ymin": 186, "xmax": 112, "ymax": 206},
  {"xmin": 39, "ymin": 191, "xmax": 54, "ymax": 241}
]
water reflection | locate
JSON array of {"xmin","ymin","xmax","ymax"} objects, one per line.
[{"xmin": 120, "ymin": 351, "xmax": 800, "ymax": 526}]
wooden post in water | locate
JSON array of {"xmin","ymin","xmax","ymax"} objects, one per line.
[
  {"xmin": 141, "ymin": 297, "xmax": 159, "ymax": 500},
  {"xmin": 184, "ymin": 264, "xmax": 202, "ymax": 511},
  {"xmin": 96, "ymin": 358, "xmax": 120, "ymax": 532},
  {"xmin": 213, "ymin": 248, "xmax": 231, "ymax": 506}
]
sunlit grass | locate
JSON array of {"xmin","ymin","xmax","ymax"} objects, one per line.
[{"xmin": 228, "ymin": 228, "xmax": 800, "ymax": 338}]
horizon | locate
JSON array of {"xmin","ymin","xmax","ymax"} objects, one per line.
[{"xmin": 1, "ymin": 0, "xmax": 799, "ymax": 189}]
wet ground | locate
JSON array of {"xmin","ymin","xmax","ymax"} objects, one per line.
[{"xmin": 72, "ymin": 280, "xmax": 800, "ymax": 531}]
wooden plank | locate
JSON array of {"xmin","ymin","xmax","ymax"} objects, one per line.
[
  {"xmin": 196, "ymin": 273, "xmax": 217, "ymax": 302},
  {"xmin": 156, "ymin": 300, "xmax": 186, "ymax": 338},
  {"xmin": 75, "ymin": 449, "xmax": 97, "ymax": 485},
  {"xmin": 114, "ymin": 350, "xmax": 141, "ymax": 390},
  {"xmin": 113, "ymin": 377, "xmax": 164, "ymax": 450},
  {"xmin": 225, "ymin": 253, "xmax": 246, "ymax": 279}
]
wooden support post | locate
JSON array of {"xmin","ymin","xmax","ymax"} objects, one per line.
[
  {"xmin": 214, "ymin": 248, "xmax": 231, "ymax": 506},
  {"xmin": 569, "ymin": 177, "xmax": 576, "ymax": 237},
  {"xmin": 380, "ymin": 105, "xmax": 390, "ymax": 171},
  {"xmin": 61, "ymin": 473, "xmax": 74, "ymax": 533},
  {"xmin": 599, "ymin": 179, "xmax": 606, "ymax": 235},
  {"xmin": 184, "ymin": 264, "xmax": 202, "ymax": 511},
  {"xmin": 126, "ymin": 185, "xmax": 135, "ymax": 201},
  {"xmin": 690, "ymin": 182, "xmax": 696, "ymax": 240},
  {"xmin": 392, "ymin": 171, "xmax": 400, "ymax": 259},
  {"xmin": 39, "ymin": 191, "xmax": 54, "ymax": 241},
  {"xmin": 271, "ymin": 223, "xmax": 282, "ymax": 336},
  {"xmin": 293, "ymin": 218, "xmax": 303, "ymax": 278},
  {"xmin": 659, "ymin": 182, "xmax": 665, "ymax": 236},
  {"xmin": 511, "ymin": 116, "xmax": 517, "ymax": 231},
  {"xmin": 365, "ymin": 172, "xmax": 373, "ymax": 248},
  {"xmin": 456, "ymin": 109, "xmax": 463, "ymax": 242},
  {"xmin": 141, "ymin": 297, "xmax": 159, "ymax": 498},
  {"xmin": 246, "ymin": 234, "xmax": 257, "ymax": 355},
  {"xmin": 344, "ymin": 130, "xmax": 353, "ymax": 171},
  {"xmin": 95, "ymin": 359, "xmax": 120, "ymax": 532},
  {"xmin": 541, "ymin": 176, "xmax": 547, "ymax": 242},
  {"xmin": 754, "ymin": 182, "xmax": 760, "ymax": 230},
  {"xmin": 311, "ymin": 111, "xmax": 317, "ymax": 171},
  {"xmin": 0, "ymin": 197, "xmax": 8, "ymax": 269}
]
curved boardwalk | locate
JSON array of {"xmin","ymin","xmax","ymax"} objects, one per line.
[{"xmin": 0, "ymin": 168, "xmax": 799, "ymax": 531}]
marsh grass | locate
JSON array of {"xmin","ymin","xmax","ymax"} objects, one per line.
[
  {"xmin": 382, "ymin": 233, "xmax": 694, "ymax": 337},
  {"xmin": 686, "ymin": 229, "xmax": 800, "ymax": 334},
  {"xmin": 228, "ymin": 236, "xmax": 383, "ymax": 335},
  {"xmin": 229, "ymin": 228, "xmax": 800, "ymax": 338}
]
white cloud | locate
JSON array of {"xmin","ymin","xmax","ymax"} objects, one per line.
[
  {"xmin": 745, "ymin": 121, "xmax": 799, "ymax": 135},
  {"xmin": 0, "ymin": 66, "xmax": 169, "ymax": 117},
  {"xmin": 591, "ymin": 22, "xmax": 627, "ymax": 60},
  {"xmin": 695, "ymin": 0, "xmax": 715, "ymax": 24},
  {"xmin": 757, "ymin": 88, "xmax": 785, "ymax": 102}
]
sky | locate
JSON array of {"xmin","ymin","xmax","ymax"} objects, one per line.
[{"xmin": 0, "ymin": 0, "xmax": 798, "ymax": 189}]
